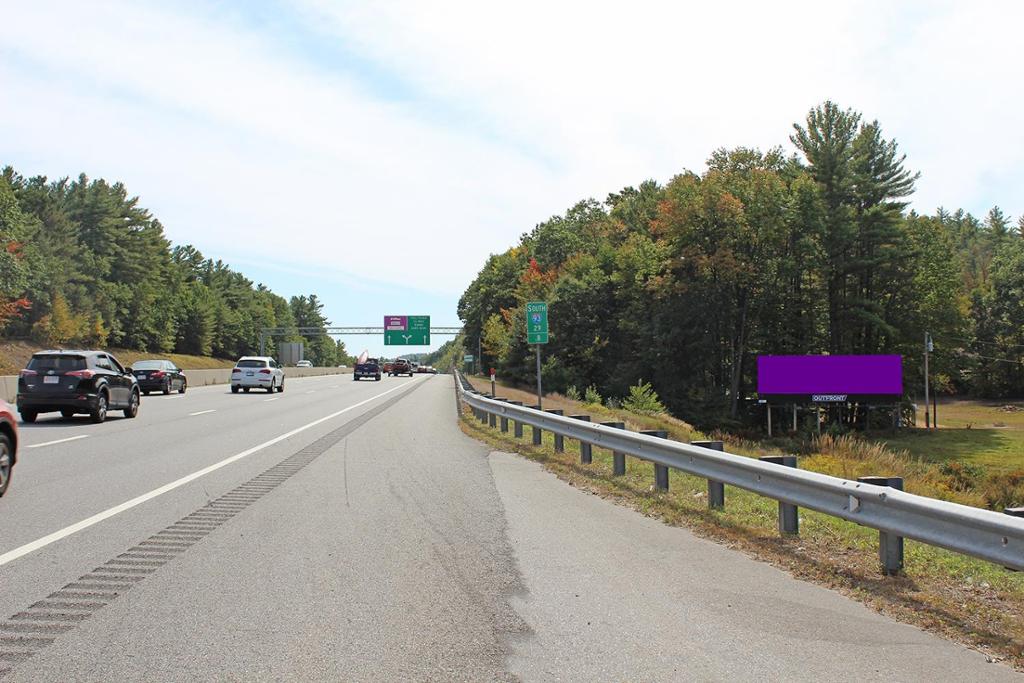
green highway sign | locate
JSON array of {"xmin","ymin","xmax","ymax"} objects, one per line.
[
  {"xmin": 464, "ymin": 354, "xmax": 474, "ymax": 363},
  {"xmin": 526, "ymin": 301, "xmax": 549, "ymax": 344},
  {"xmin": 384, "ymin": 315, "xmax": 431, "ymax": 345}
]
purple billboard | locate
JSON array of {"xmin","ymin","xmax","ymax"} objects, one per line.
[{"xmin": 757, "ymin": 355, "xmax": 902, "ymax": 400}]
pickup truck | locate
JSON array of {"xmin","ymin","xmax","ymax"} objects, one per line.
[
  {"xmin": 390, "ymin": 359, "xmax": 413, "ymax": 377},
  {"xmin": 353, "ymin": 360, "xmax": 381, "ymax": 381}
]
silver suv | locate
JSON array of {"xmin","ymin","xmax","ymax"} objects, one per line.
[{"xmin": 231, "ymin": 356, "xmax": 285, "ymax": 394}]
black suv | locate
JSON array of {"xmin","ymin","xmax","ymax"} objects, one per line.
[{"xmin": 17, "ymin": 350, "xmax": 141, "ymax": 423}]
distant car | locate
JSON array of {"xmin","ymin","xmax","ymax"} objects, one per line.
[
  {"xmin": 382, "ymin": 361, "xmax": 394, "ymax": 374},
  {"xmin": 231, "ymin": 356, "xmax": 285, "ymax": 393},
  {"xmin": 17, "ymin": 350, "xmax": 140, "ymax": 423},
  {"xmin": 131, "ymin": 359, "xmax": 187, "ymax": 395},
  {"xmin": 296, "ymin": 360, "xmax": 313, "ymax": 368},
  {"xmin": 337, "ymin": 364, "xmax": 348, "ymax": 369},
  {"xmin": 0, "ymin": 400, "xmax": 17, "ymax": 497},
  {"xmin": 390, "ymin": 359, "xmax": 413, "ymax": 377},
  {"xmin": 354, "ymin": 359, "xmax": 381, "ymax": 381}
]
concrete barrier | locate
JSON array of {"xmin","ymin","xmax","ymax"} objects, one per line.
[{"xmin": 0, "ymin": 367, "xmax": 352, "ymax": 403}]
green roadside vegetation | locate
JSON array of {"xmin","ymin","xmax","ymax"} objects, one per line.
[
  {"xmin": 0, "ymin": 340, "xmax": 234, "ymax": 374},
  {"xmin": 464, "ymin": 375, "xmax": 1024, "ymax": 668}
]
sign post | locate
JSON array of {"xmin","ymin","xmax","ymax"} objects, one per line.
[
  {"xmin": 526, "ymin": 302, "xmax": 549, "ymax": 410},
  {"xmin": 490, "ymin": 368, "xmax": 496, "ymax": 398}
]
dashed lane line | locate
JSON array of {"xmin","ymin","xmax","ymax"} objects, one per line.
[{"xmin": 25, "ymin": 435, "xmax": 90, "ymax": 449}]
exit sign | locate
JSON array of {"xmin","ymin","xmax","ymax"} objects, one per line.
[{"xmin": 384, "ymin": 315, "xmax": 430, "ymax": 345}]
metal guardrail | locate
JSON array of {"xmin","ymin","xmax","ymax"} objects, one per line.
[{"xmin": 455, "ymin": 373, "xmax": 1024, "ymax": 573}]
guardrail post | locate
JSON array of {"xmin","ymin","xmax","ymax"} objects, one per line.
[
  {"xmin": 601, "ymin": 422, "xmax": 626, "ymax": 475},
  {"xmin": 531, "ymin": 404, "xmax": 543, "ymax": 445},
  {"xmin": 495, "ymin": 398, "xmax": 509, "ymax": 432},
  {"xmin": 692, "ymin": 440, "xmax": 725, "ymax": 508},
  {"xmin": 511, "ymin": 401, "xmax": 524, "ymax": 439},
  {"xmin": 570, "ymin": 415, "xmax": 592, "ymax": 463},
  {"xmin": 761, "ymin": 456, "xmax": 799, "ymax": 536},
  {"xmin": 1003, "ymin": 507, "xmax": 1023, "ymax": 571},
  {"xmin": 641, "ymin": 430, "xmax": 670, "ymax": 489},
  {"xmin": 545, "ymin": 409, "xmax": 564, "ymax": 451},
  {"xmin": 858, "ymin": 476, "xmax": 904, "ymax": 575},
  {"xmin": 488, "ymin": 408, "xmax": 496, "ymax": 428}
]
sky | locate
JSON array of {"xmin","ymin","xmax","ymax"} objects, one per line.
[{"xmin": 2, "ymin": 0, "xmax": 1022, "ymax": 356}]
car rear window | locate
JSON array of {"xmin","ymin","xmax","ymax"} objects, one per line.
[
  {"xmin": 133, "ymin": 360, "xmax": 167, "ymax": 370},
  {"xmin": 237, "ymin": 359, "xmax": 267, "ymax": 368},
  {"xmin": 28, "ymin": 355, "xmax": 87, "ymax": 372}
]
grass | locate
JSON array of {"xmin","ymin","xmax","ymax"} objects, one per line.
[
  {"xmin": 462, "ymin": 376, "xmax": 1024, "ymax": 669},
  {"xmin": 879, "ymin": 399, "xmax": 1024, "ymax": 473},
  {"xmin": 0, "ymin": 340, "xmax": 235, "ymax": 374}
]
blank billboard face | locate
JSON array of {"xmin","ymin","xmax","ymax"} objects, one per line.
[{"xmin": 757, "ymin": 355, "xmax": 903, "ymax": 396}]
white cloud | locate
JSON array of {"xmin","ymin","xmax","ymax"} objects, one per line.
[{"xmin": 1, "ymin": 0, "xmax": 1022, "ymax": 309}]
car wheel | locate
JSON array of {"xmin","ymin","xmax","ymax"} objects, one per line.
[
  {"xmin": 231, "ymin": 385, "xmax": 239, "ymax": 394},
  {"xmin": 243, "ymin": 387, "xmax": 250, "ymax": 393},
  {"xmin": 277, "ymin": 381, "xmax": 284, "ymax": 393},
  {"xmin": 91, "ymin": 392, "xmax": 108, "ymax": 424},
  {"xmin": 0, "ymin": 433, "xmax": 12, "ymax": 498},
  {"xmin": 163, "ymin": 381, "xmax": 171, "ymax": 395},
  {"xmin": 124, "ymin": 390, "xmax": 140, "ymax": 419},
  {"xmin": 179, "ymin": 380, "xmax": 187, "ymax": 394},
  {"xmin": 20, "ymin": 411, "xmax": 37, "ymax": 424},
  {"xmin": 267, "ymin": 379, "xmax": 276, "ymax": 394},
  {"xmin": 60, "ymin": 408, "xmax": 76, "ymax": 419}
]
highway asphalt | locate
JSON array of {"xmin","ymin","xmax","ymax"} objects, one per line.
[{"xmin": 0, "ymin": 374, "xmax": 1018, "ymax": 680}]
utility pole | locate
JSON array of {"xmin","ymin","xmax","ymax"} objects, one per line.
[{"xmin": 923, "ymin": 331, "xmax": 932, "ymax": 430}]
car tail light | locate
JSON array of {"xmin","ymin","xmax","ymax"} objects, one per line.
[
  {"xmin": 259, "ymin": 369, "xmax": 272, "ymax": 374},
  {"xmin": 19, "ymin": 369, "xmax": 37, "ymax": 378},
  {"xmin": 232, "ymin": 368, "xmax": 241, "ymax": 374},
  {"xmin": 67, "ymin": 369, "xmax": 96, "ymax": 379},
  {"xmin": 151, "ymin": 371, "xmax": 166, "ymax": 378}
]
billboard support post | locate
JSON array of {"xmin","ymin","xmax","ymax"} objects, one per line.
[
  {"xmin": 766, "ymin": 404, "xmax": 772, "ymax": 437},
  {"xmin": 792, "ymin": 404, "xmax": 797, "ymax": 432},
  {"xmin": 924, "ymin": 332, "xmax": 931, "ymax": 429}
]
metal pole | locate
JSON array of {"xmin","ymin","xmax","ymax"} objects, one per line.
[
  {"xmin": 924, "ymin": 331, "xmax": 930, "ymax": 429},
  {"xmin": 767, "ymin": 404, "xmax": 772, "ymax": 436},
  {"xmin": 535, "ymin": 345, "xmax": 543, "ymax": 410},
  {"xmin": 792, "ymin": 404, "xmax": 797, "ymax": 432},
  {"xmin": 477, "ymin": 334, "xmax": 482, "ymax": 376}
]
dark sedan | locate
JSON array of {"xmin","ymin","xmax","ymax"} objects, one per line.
[{"xmin": 131, "ymin": 359, "xmax": 187, "ymax": 395}]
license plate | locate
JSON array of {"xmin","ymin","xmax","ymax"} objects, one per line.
[
  {"xmin": 246, "ymin": 372, "xmax": 254, "ymax": 376},
  {"xmin": 43, "ymin": 376, "xmax": 59, "ymax": 384},
  {"xmin": 137, "ymin": 373, "xmax": 147, "ymax": 378}
]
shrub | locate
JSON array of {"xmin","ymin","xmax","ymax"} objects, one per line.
[
  {"xmin": 622, "ymin": 380, "xmax": 666, "ymax": 415},
  {"xmin": 584, "ymin": 384, "xmax": 603, "ymax": 405},
  {"xmin": 939, "ymin": 461, "xmax": 984, "ymax": 492},
  {"xmin": 983, "ymin": 470, "xmax": 1024, "ymax": 510},
  {"xmin": 605, "ymin": 397, "xmax": 621, "ymax": 409},
  {"xmin": 565, "ymin": 385, "xmax": 581, "ymax": 401}
]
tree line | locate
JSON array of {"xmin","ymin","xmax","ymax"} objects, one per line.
[
  {"xmin": 0, "ymin": 166, "xmax": 353, "ymax": 366},
  {"xmin": 458, "ymin": 102, "xmax": 1024, "ymax": 426}
]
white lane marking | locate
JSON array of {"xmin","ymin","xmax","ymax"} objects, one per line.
[
  {"xmin": 26, "ymin": 434, "xmax": 90, "ymax": 449},
  {"xmin": 264, "ymin": 397, "xmax": 279, "ymax": 402},
  {"xmin": 0, "ymin": 380, "xmax": 414, "ymax": 568},
  {"xmin": 189, "ymin": 409, "xmax": 217, "ymax": 416}
]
